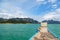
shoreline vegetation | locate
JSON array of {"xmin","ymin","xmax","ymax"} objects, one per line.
[
  {"xmin": 0, "ymin": 22, "xmax": 39, "ymax": 24},
  {"xmin": 42, "ymin": 20, "xmax": 60, "ymax": 24},
  {"xmin": 0, "ymin": 18, "xmax": 60, "ymax": 24},
  {"xmin": 0, "ymin": 18, "xmax": 40, "ymax": 24}
]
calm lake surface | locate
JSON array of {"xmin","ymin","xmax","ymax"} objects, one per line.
[{"xmin": 0, "ymin": 24, "xmax": 60, "ymax": 40}]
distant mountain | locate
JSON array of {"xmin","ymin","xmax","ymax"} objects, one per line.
[
  {"xmin": 0, "ymin": 18, "xmax": 39, "ymax": 24},
  {"xmin": 42, "ymin": 20, "xmax": 60, "ymax": 24}
]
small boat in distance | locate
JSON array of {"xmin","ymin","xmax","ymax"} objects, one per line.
[{"xmin": 30, "ymin": 22, "xmax": 58, "ymax": 40}]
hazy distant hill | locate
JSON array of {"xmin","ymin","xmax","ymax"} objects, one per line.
[
  {"xmin": 42, "ymin": 20, "xmax": 60, "ymax": 24},
  {"xmin": 0, "ymin": 18, "xmax": 39, "ymax": 24}
]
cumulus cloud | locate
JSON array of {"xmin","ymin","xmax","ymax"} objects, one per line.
[
  {"xmin": 36, "ymin": 0, "xmax": 57, "ymax": 4},
  {"xmin": 36, "ymin": 0, "xmax": 47, "ymax": 4},
  {"xmin": 32, "ymin": 8, "xmax": 60, "ymax": 22},
  {"xmin": 0, "ymin": 2, "xmax": 28, "ymax": 19},
  {"xmin": 52, "ymin": 4, "xmax": 57, "ymax": 8},
  {"xmin": 0, "ymin": 2, "xmax": 23, "ymax": 13},
  {"xmin": 0, "ymin": 9, "xmax": 28, "ymax": 19},
  {"xmin": 34, "ymin": 0, "xmax": 58, "ymax": 10},
  {"xmin": 48, "ymin": 0, "xmax": 57, "ymax": 4},
  {"xmin": 41, "ymin": 8, "xmax": 60, "ymax": 21},
  {"xmin": 0, "ymin": 13, "xmax": 28, "ymax": 19},
  {"xmin": 0, "ymin": 0, "xmax": 59, "ymax": 22}
]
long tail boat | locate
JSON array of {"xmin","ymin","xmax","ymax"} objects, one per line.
[{"xmin": 29, "ymin": 22, "xmax": 59, "ymax": 40}]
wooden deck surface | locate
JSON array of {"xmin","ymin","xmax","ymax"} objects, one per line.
[{"xmin": 33, "ymin": 32, "xmax": 58, "ymax": 40}]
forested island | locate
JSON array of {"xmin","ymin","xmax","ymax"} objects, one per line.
[
  {"xmin": 0, "ymin": 18, "xmax": 39, "ymax": 24},
  {"xmin": 42, "ymin": 20, "xmax": 60, "ymax": 24},
  {"xmin": 0, "ymin": 18, "xmax": 60, "ymax": 24}
]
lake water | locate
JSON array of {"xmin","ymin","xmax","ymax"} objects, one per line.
[
  {"xmin": 0, "ymin": 24, "xmax": 60, "ymax": 40},
  {"xmin": 48, "ymin": 24, "xmax": 60, "ymax": 39}
]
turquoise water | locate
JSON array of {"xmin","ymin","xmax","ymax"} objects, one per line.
[
  {"xmin": 0, "ymin": 24, "xmax": 40, "ymax": 40},
  {"xmin": 0, "ymin": 24, "xmax": 60, "ymax": 40},
  {"xmin": 48, "ymin": 24, "xmax": 60, "ymax": 39}
]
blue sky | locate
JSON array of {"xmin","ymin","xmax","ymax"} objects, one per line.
[{"xmin": 0, "ymin": 0, "xmax": 60, "ymax": 22}]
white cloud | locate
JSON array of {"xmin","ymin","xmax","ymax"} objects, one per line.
[
  {"xmin": 28, "ymin": 8, "xmax": 60, "ymax": 22},
  {"xmin": 0, "ymin": 0, "xmax": 59, "ymax": 22},
  {"xmin": 36, "ymin": 0, "xmax": 47, "ymax": 4},
  {"xmin": 32, "ymin": 8, "xmax": 60, "ymax": 22},
  {"xmin": 0, "ymin": 2, "xmax": 28, "ymax": 19},
  {"xmin": 0, "ymin": 2, "xmax": 23, "ymax": 13},
  {"xmin": 48, "ymin": 0, "xmax": 58, "ymax": 9},
  {"xmin": 41, "ymin": 8, "xmax": 60, "ymax": 21},
  {"xmin": 55, "ymin": 8, "xmax": 60, "ymax": 13},
  {"xmin": 27, "ymin": 0, "xmax": 47, "ymax": 9},
  {"xmin": 36, "ymin": 0, "xmax": 57, "ymax": 5},
  {"xmin": 48, "ymin": 0, "xmax": 57, "ymax": 4},
  {"xmin": 52, "ymin": 4, "xmax": 57, "ymax": 8},
  {"xmin": 0, "ymin": 12, "xmax": 28, "ymax": 19},
  {"xmin": 42, "ymin": 12, "xmax": 56, "ymax": 20}
]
